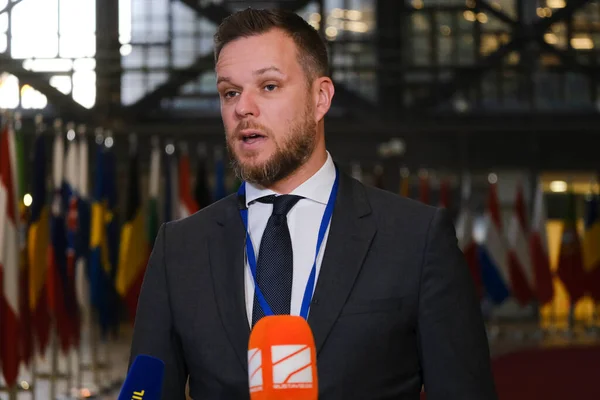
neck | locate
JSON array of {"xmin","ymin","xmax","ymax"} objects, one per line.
[{"xmin": 267, "ymin": 147, "xmax": 328, "ymax": 194}]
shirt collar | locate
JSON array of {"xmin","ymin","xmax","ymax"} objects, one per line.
[{"xmin": 245, "ymin": 151, "xmax": 336, "ymax": 207}]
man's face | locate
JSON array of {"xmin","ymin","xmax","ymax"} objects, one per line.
[{"xmin": 216, "ymin": 28, "xmax": 318, "ymax": 187}]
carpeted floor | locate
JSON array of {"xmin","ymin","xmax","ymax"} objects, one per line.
[
  {"xmin": 422, "ymin": 344, "xmax": 600, "ymax": 399},
  {"xmin": 491, "ymin": 345, "xmax": 600, "ymax": 399}
]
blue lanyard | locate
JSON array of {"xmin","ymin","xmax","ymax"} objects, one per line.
[{"xmin": 237, "ymin": 166, "xmax": 339, "ymax": 320}]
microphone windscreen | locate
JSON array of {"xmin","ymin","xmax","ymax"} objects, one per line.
[
  {"xmin": 117, "ymin": 354, "xmax": 165, "ymax": 400},
  {"xmin": 248, "ymin": 315, "xmax": 318, "ymax": 400}
]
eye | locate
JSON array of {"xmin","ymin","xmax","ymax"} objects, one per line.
[
  {"xmin": 264, "ymin": 84, "xmax": 278, "ymax": 92},
  {"xmin": 223, "ymin": 91, "xmax": 238, "ymax": 99}
]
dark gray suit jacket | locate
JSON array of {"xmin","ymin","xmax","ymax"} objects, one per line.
[{"xmin": 129, "ymin": 169, "xmax": 498, "ymax": 399}]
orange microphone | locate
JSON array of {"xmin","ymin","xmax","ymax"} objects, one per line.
[{"xmin": 247, "ymin": 315, "xmax": 319, "ymax": 400}]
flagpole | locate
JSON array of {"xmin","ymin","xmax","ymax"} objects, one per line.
[
  {"xmin": 31, "ymin": 350, "xmax": 37, "ymax": 400},
  {"xmin": 77, "ymin": 334, "xmax": 83, "ymax": 395},
  {"xmin": 50, "ymin": 322, "xmax": 58, "ymax": 400},
  {"xmin": 90, "ymin": 311, "xmax": 100, "ymax": 392},
  {"xmin": 8, "ymin": 386, "xmax": 17, "ymax": 400},
  {"xmin": 68, "ymin": 347, "xmax": 74, "ymax": 396}
]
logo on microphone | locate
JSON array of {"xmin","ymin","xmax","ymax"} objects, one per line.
[
  {"xmin": 271, "ymin": 345, "xmax": 313, "ymax": 389},
  {"xmin": 131, "ymin": 390, "xmax": 145, "ymax": 400},
  {"xmin": 248, "ymin": 348, "xmax": 263, "ymax": 393}
]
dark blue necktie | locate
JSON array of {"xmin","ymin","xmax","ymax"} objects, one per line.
[{"xmin": 251, "ymin": 194, "xmax": 303, "ymax": 326}]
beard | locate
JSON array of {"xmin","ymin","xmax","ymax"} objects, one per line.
[{"xmin": 226, "ymin": 103, "xmax": 317, "ymax": 188}]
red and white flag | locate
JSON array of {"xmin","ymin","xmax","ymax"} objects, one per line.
[
  {"xmin": 507, "ymin": 182, "xmax": 535, "ymax": 306},
  {"xmin": 178, "ymin": 150, "xmax": 199, "ymax": 218},
  {"xmin": 0, "ymin": 120, "xmax": 21, "ymax": 386}
]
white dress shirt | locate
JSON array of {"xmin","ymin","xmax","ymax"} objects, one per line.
[{"xmin": 243, "ymin": 152, "xmax": 336, "ymax": 326}]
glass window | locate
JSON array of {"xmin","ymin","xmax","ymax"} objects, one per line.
[
  {"xmin": 0, "ymin": 72, "xmax": 19, "ymax": 108},
  {"xmin": 412, "ymin": 36, "xmax": 430, "ymax": 65},
  {"xmin": 458, "ymin": 34, "xmax": 475, "ymax": 64},
  {"xmin": 0, "ymin": 33, "xmax": 7, "ymax": 52},
  {"xmin": 172, "ymin": 36, "xmax": 195, "ymax": 68},
  {"xmin": 11, "ymin": 0, "xmax": 59, "ymax": 58},
  {"xmin": 122, "ymin": 45, "xmax": 144, "ymax": 69},
  {"xmin": 0, "ymin": 11, "xmax": 8, "ymax": 32},
  {"xmin": 21, "ymin": 84, "xmax": 47, "ymax": 109},
  {"xmin": 147, "ymin": 46, "xmax": 168, "ymax": 68},
  {"xmin": 535, "ymin": 71, "xmax": 562, "ymax": 109},
  {"xmin": 4, "ymin": 0, "xmax": 96, "ymax": 109},
  {"xmin": 438, "ymin": 36, "xmax": 453, "ymax": 65},
  {"xmin": 565, "ymin": 72, "xmax": 591, "ymax": 106},
  {"xmin": 72, "ymin": 70, "xmax": 96, "ymax": 108},
  {"xmin": 121, "ymin": 71, "xmax": 146, "ymax": 105}
]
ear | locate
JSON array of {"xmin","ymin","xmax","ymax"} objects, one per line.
[{"xmin": 313, "ymin": 77, "xmax": 334, "ymax": 122}]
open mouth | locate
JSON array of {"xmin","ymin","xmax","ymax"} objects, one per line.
[{"xmin": 240, "ymin": 131, "xmax": 266, "ymax": 144}]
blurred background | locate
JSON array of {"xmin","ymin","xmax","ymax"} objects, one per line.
[{"xmin": 1, "ymin": 0, "xmax": 600, "ymax": 398}]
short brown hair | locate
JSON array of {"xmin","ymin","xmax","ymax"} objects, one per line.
[{"xmin": 213, "ymin": 8, "xmax": 329, "ymax": 80}]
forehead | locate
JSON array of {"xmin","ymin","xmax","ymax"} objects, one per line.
[{"xmin": 216, "ymin": 29, "xmax": 302, "ymax": 78}]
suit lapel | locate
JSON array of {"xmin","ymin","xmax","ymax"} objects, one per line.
[
  {"xmin": 307, "ymin": 171, "xmax": 376, "ymax": 354},
  {"xmin": 209, "ymin": 196, "xmax": 250, "ymax": 372}
]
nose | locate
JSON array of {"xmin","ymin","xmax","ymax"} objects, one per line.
[{"xmin": 235, "ymin": 91, "xmax": 260, "ymax": 118}]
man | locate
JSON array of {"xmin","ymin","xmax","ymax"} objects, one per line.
[{"xmin": 129, "ymin": 8, "xmax": 498, "ymax": 400}]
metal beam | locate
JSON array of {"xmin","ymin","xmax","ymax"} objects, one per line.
[
  {"xmin": 126, "ymin": 53, "xmax": 215, "ymax": 114},
  {"xmin": 179, "ymin": 0, "xmax": 231, "ymax": 25},
  {"xmin": 0, "ymin": 0, "xmax": 22, "ymax": 13},
  {"xmin": 409, "ymin": 0, "xmax": 593, "ymax": 111},
  {"xmin": 0, "ymin": 55, "xmax": 101, "ymax": 124},
  {"xmin": 128, "ymin": 0, "xmax": 380, "ymax": 121},
  {"xmin": 127, "ymin": 0, "xmax": 317, "ymax": 114},
  {"xmin": 475, "ymin": 0, "xmax": 516, "ymax": 27},
  {"xmin": 179, "ymin": 0, "xmax": 314, "ymax": 26}
]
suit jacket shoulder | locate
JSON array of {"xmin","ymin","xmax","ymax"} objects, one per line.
[{"xmin": 356, "ymin": 179, "xmax": 445, "ymax": 250}]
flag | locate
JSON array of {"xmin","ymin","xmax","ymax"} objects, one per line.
[
  {"xmin": 116, "ymin": 142, "xmax": 147, "ymax": 321},
  {"xmin": 478, "ymin": 181, "xmax": 511, "ymax": 304},
  {"xmin": 0, "ymin": 119, "xmax": 21, "ymax": 386},
  {"xmin": 148, "ymin": 143, "xmax": 161, "ymax": 248},
  {"xmin": 418, "ymin": 172, "xmax": 429, "ymax": 204},
  {"xmin": 350, "ymin": 162, "xmax": 362, "ymax": 183},
  {"xmin": 506, "ymin": 183, "xmax": 535, "ymax": 306},
  {"xmin": 178, "ymin": 150, "xmax": 199, "ymax": 218},
  {"xmin": 214, "ymin": 148, "xmax": 227, "ymax": 201},
  {"xmin": 27, "ymin": 130, "xmax": 51, "ymax": 354},
  {"xmin": 47, "ymin": 129, "xmax": 73, "ymax": 353},
  {"xmin": 75, "ymin": 131, "xmax": 91, "ymax": 327},
  {"xmin": 102, "ymin": 145, "xmax": 120, "ymax": 334},
  {"xmin": 14, "ymin": 117, "xmax": 33, "ymax": 366},
  {"xmin": 163, "ymin": 146, "xmax": 178, "ymax": 222},
  {"xmin": 115, "ymin": 141, "xmax": 161, "ymax": 321},
  {"xmin": 556, "ymin": 186, "xmax": 586, "ymax": 305},
  {"xmin": 438, "ymin": 178, "xmax": 450, "ymax": 208},
  {"xmin": 64, "ymin": 135, "xmax": 82, "ymax": 347},
  {"xmin": 399, "ymin": 168, "xmax": 410, "ymax": 198},
  {"xmin": 529, "ymin": 181, "xmax": 555, "ymax": 306},
  {"xmin": 582, "ymin": 190, "xmax": 600, "ymax": 301},
  {"xmin": 194, "ymin": 150, "xmax": 211, "ymax": 210},
  {"xmin": 89, "ymin": 140, "xmax": 114, "ymax": 336},
  {"xmin": 455, "ymin": 173, "xmax": 483, "ymax": 298}
]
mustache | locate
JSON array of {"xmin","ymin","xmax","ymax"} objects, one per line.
[{"xmin": 234, "ymin": 120, "xmax": 271, "ymax": 136}]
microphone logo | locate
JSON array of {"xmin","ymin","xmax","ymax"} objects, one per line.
[
  {"xmin": 248, "ymin": 344, "xmax": 314, "ymax": 393},
  {"xmin": 271, "ymin": 345, "xmax": 313, "ymax": 389},
  {"xmin": 131, "ymin": 390, "xmax": 145, "ymax": 399},
  {"xmin": 248, "ymin": 348, "xmax": 264, "ymax": 393}
]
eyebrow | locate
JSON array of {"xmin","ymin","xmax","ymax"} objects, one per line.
[{"xmin": 216, "ymin": 66, "xmax": 284, "ymax": 85}]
